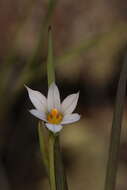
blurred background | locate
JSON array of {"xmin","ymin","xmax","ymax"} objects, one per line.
[{"xmin": 0, "ymin": 0, "xmax": 127, "ymax": 189}]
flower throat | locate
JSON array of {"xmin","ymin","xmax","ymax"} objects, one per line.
[{"xmin": 47, "ymin": 108, "xmax": 63, "ymax": 124}]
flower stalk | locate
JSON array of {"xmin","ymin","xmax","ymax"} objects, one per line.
[
  {"xmin": 47, "ymin": 27, "xmax": 68, "ymax": 190},
  {"xmin": 54, "ymin": 135, "xmax": 68, "ymax": 190},
  {"xmin": 25, "ymin": 26, "xmax": 79, "ymax": 189},
  {"xmin": 48, "ymin": 133, "xmax": 56, "ymax": 190}
]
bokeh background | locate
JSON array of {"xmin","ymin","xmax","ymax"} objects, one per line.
[{"xmin": 0, "ymin": 0, "xmax": 127, "ymax": 189}]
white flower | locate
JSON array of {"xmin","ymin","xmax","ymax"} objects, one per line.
[{"xmin": 25, "ymin": 82, "xmax": 80, "ymax": 133}]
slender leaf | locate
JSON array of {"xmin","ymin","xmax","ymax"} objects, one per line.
[{"xmin": 104, "ymin": 55, "xmax": 127, "ymax": 190}]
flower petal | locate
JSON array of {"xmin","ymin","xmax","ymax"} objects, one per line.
[
  {"xmin": 46, "ymin": 123, "xmax": 63, "ymax": 133},
  {"xmin": 61, "ymin": 113, "xmax": 80, "ymax": 124},
  {"xmin": 25, "ymin": 85, "xmax": 47, "ymax": 112},
  {"xmin": 61, "ymin": 92, "xmax": 79, "ymax": 115},
  {"xmin": 29, "ymin": 109, "xmax": 47, "ymax": 121},
  {"xmin": 47, "ymin": 82, "xmax": 61, "ymax": 111}
]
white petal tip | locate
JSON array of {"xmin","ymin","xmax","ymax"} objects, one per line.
[
  {"xmin": 25, "ymin": 85, "xmax": 47, "ymax": 112},
  {"xmin": 61, "ymin": 113, "xmax": 81, "ymax": 125},
  {"xmin": 76, "ymin": 91, "xmax": 80, "ymax": 98},
  {"xmin": 46, "ymin": 123, "xmax": 63, "ymax": 133},
  {"xmin": 24, "ymin": 84, "xmax": 31, "ymax": 92},
  {"xmin": 47, "ymin": 82, "xmax": 60, "ymax": 111},
  {"xmin": 61, "ymin": 91, "xmax": 80, "ymax": 114},
  {"xmin": 77, "ymin": 114, "xmax": 81, "ymax": 121},
  {"xmin": 24, "ymin": 84, "xmax": 28, "ymax": 88}
]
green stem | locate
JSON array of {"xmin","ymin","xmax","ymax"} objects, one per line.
[
  {"xmin": 104, "ymin": 56, "xmax": 127, "ymax": 190},
  {"xmin": 54, "ymin": 136, "xmax": 68, "ymax": 190},
  {"xmin": 49, "ymin": 133, "xmax": 56, "ymax": 190},
  {"xmin": 48, "ymin": 135, "xmax": 68, "ymax": 190}
]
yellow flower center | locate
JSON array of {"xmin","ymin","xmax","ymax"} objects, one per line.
[{"xmin": 47, "ymin": 108, "xmax": 63, "ymax": 124}]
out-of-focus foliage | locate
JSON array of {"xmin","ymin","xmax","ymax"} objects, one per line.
[{"xmin": 0, "ymin": 0, "xmax": 127, "ymax": 190}]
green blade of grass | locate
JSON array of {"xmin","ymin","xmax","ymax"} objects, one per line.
[
  {"xmin": 47, "ymin": 26, "xmax": 56, "ymax": 190},
  {"xmin": 104, "ymin": 55, "xmax": 127, "ymax": 190},
  {"xmin": 47, "ymin": 26, "xmax": 55, "ymax": 86}
]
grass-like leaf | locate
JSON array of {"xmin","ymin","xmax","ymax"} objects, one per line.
[{"xmin": 104, "ymin": 55, "xmax": 127, "ymax": 190}]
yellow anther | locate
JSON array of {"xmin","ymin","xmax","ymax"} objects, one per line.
[
  {"xmin": 47, "ymin": 108, "xmax": 63, "ymax": 124},
  {"xmin": 51, "ymin": 108, "xmax": 58, "ymax": 117}
]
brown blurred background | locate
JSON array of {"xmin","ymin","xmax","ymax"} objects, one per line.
[{"xmin": 0, "ymin": 0, "xmax": 127, "ymax": 189}]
